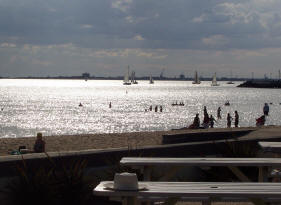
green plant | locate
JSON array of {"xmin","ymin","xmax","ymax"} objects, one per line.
[{"xmin": 2, "ymin": 154, "xmax": 93, "ymax": 205}]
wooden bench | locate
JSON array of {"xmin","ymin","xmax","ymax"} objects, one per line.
[
  {"xmin": 94, "ymin": 181, "xmax": 281, "ymax": 205},
  {"xmin": 120, "ymin": 157, "xmax": 281, "ymax": 182},
  {"xmin": 259, "ymin": 141, "xmax": 281, "ymax": 154}
]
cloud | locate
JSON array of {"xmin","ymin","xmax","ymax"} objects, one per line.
[
  {"xmin": 0, "ymin": 43, "xmax": 16, "ymax": 48},
  {"xmin": 133, "ymin": 35, "xmax": 144, "ymax": 41},
  {"xmin": 111, "ymin": 0, "xmax": 133, "ymax": 12},
  {"xmin": 202, "ymin": 35, "xmax": 229, "ymax": 47},
  {"xmin": 1, "ymin": 0, "xmax": 281, "ymax": 77}
]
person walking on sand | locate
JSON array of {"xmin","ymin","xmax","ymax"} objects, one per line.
[
  {"xmin": 234, "ymin": 110, "xmax": 239, "ymax": 127},
  {"xmin": 227, "ymin": 113, "xmax": 232, "ymax": 128},
  {"xmin": 263, "ymin": 103, "xmax": 269, "ymax": 116},
  {"xmin": 217, "ymin": 107, "xmax": 221, "ymax": 119}
]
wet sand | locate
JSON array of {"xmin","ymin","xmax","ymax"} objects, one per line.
[{"xmin": 1, "ymin": 126, "xmax": 281, "ymax": 156}]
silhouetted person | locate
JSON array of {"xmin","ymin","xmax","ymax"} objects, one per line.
[
  {"xmin": 34, "ymin": 133, "xmax": 45, "ymax": 153},
  {"xmin": 263, "ymin": 103, "xmax": 269, "ymax": 116},
  {"xmin": 160, "ymin": 106, "xmax": 163, "ymax": 112},
  {"xmin": 256, "ymin": 115, "xmax": 266, "ymax": 127},
  {"xmin": 227, "ymin": 113, "xmax": 232, "ymax": 128},
  {"xmin": 190, "ymin": 113, "xmax": 200, "ymax": 129},
  {"xmin": 217, "ymin": 107, "xmax": 221, "ymax": 119},
  {"xmin": 109, "ymin": 102, "xmax": 112, "ymax": 108},
  {"xmin": 209, "ymin": 115, "xmax": 216, "ymax": 128},
  {"xmin": 234, "ymin": 110, "xmax": 239, "ymax": 127}
]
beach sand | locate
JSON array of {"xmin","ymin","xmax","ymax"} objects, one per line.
[{"xmin": 1, "ymin": 126, "xmax": 281, "ymax": 156}]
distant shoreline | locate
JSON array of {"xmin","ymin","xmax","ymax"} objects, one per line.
[{"xmin": 0, "ymin": 76, "xmax": 251, "ymax": 82}]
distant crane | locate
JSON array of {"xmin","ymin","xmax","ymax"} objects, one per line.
[{"xmin": 160, "ymin": 68, "xmax": 165, "ymax": 79}]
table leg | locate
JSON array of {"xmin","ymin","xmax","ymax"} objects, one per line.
[
  {"xmin": 258, "ymin": 166, "xmax": 268, "ymax": 182},
  {"xmin": 227, "ymin": 166, "xmax": 251, "ymax": 182},
  {"xmin": 123, "ymin": 196, "xmax": 138, "ymax": 205},
  {"xmin": 143, "ymin": 166, "xmax": 152, "ymax": 181},
  {"xmin": 142, "ymin": 168, "xmax": 152, "ymax": 205}
]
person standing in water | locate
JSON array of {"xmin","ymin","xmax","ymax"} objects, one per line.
[
  {"xmin": 234, "ymin": 110, "xmax": 239, "ymax": 127},
  {"xmin": 263, "ymin": 103, "xmax": 269, "ymax": 116},
  {"xmin": 217, "ymin": 107, "xmax": 222, "ymax": 119},
  {"xmin": 109, "ymin": 102, "xmax": 112, "ymax": 108},
  {"xmin": 227, "ymin": 113, "xmax": 232, "ymax": 128}
]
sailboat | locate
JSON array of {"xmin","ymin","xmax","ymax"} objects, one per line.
[
  {"xmin": 123, "ymin": 66, "xmax": 131, "ymax": 85},
  {"xmin": 131, "ymin": 71, "xmax": 138, "ymax": 84},
  {"xmin": 192, "ymin": 71, "xmax": 201, "ymax": 84},
  {"xmin": 211, "ymin": 72, "xmax": 219, "ymax": 86},
  {"xmin": 149, "ymin": 75, "xmax": 154, "ymax": 84},
  {"xmin": 227, "ymin": 71, "xmax": 234, "ymax": 84}
]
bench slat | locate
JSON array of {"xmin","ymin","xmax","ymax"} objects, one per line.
[
  {"xmin": 120, "ymin": 157, "xmax": 281, "ymax": 166},
  {"xmin": 94, "ymin": 181, "xmax": 281, "ymax": 198}
]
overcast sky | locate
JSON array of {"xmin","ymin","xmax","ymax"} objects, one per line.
[{"xmin": 0, "ymin": 0, "xmax": 281, "ymax": 78}]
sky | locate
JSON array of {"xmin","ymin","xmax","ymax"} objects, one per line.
[{"xmin": 0, "ymin": 0, "xmax": 281, "ymax": 78}]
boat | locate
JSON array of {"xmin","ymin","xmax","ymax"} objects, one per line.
[
  {"xmin": 149, "ymin": 75, "xmax": 154, "ymax": 84},
  {"xmin": 227, "ymin": 71, "xmax": 234, "ymax": 84},
  {"xmin": 123, "ymin": 66, "xmax": 131, "ymax": 85},
  {"xmin": 211, "ymin": 72, "xmax": 219, "ymax": 86},
  {"xmin": 131, "ymin": 71, "xmax": 138, "ymax": 84},
  {"xmin": 192, "ymin": 71, "xmax": 200, "ymax": 84}
]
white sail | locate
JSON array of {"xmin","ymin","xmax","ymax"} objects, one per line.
[
  {"xmin": 149, "ymin": 75, "xmax": 154, "ymax": 84},
  {"xmin": 123, "ymin": 66, "xmax": 131, "ymax": 85},
  {"xmin": 211, "ymin": 72, "xmax": 219, "ymax": 86},
  {"xmin": 131, "ymin": 71, "xmax": 138, "ymax": 84},
  {"xmin": 192, "ymin": 71, "xmax": 200, "ymax": 84}
]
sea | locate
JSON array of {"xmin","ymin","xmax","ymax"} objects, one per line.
[{"xmin": 0, "ymin": 79, "xmax": 280, "ymax": 138}]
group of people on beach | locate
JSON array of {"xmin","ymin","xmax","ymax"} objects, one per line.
[
  {"xmin": 188, "ymin": 102, "xmax": 271, "ymax": 129},
  {"xmin": 189, "ymin": 108, "xmax": 239, "ymax": 129}
]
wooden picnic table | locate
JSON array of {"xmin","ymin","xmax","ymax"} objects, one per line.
[
  {"xmin": 258, "ymin": 141, "xmax": 281, "ymax": 153},
  {"xmin": 120, "ymin": 157, "xmax": 281, "ymax": 182},
  {"xmin": 94, "ymin": 181, "xmax": 281, "ymax": 205}
]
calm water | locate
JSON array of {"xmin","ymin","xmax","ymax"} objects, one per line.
[{"xmin": 0, "ymin": 79, "xmax": 280, "ymax": 138}]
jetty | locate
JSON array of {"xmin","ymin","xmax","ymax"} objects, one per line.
[{"xmin": 238, "ymin": 80, "xmax": 281, "ymax": 88}]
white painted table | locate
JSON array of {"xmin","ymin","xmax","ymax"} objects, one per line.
[
  {"xmin": 120, "ymin": 157, "xmax": 281, "ymax": 182},
  {"xmin": 94, "ymin": 181, "xmax": 281, "ymax": 205}
]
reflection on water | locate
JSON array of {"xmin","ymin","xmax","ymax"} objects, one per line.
[{"xmin": 0, "ymin": 79, "xmax": 280, "ymax": 138}]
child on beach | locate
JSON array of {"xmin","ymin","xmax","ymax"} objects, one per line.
[{"xmin": 256, "ymin": 115, "xmax": 266, "ymax": 127}]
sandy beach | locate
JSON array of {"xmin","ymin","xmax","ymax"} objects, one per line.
[{"xmin": 1, "ymin": 126, "xmax": 281, "ymax": 156}]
